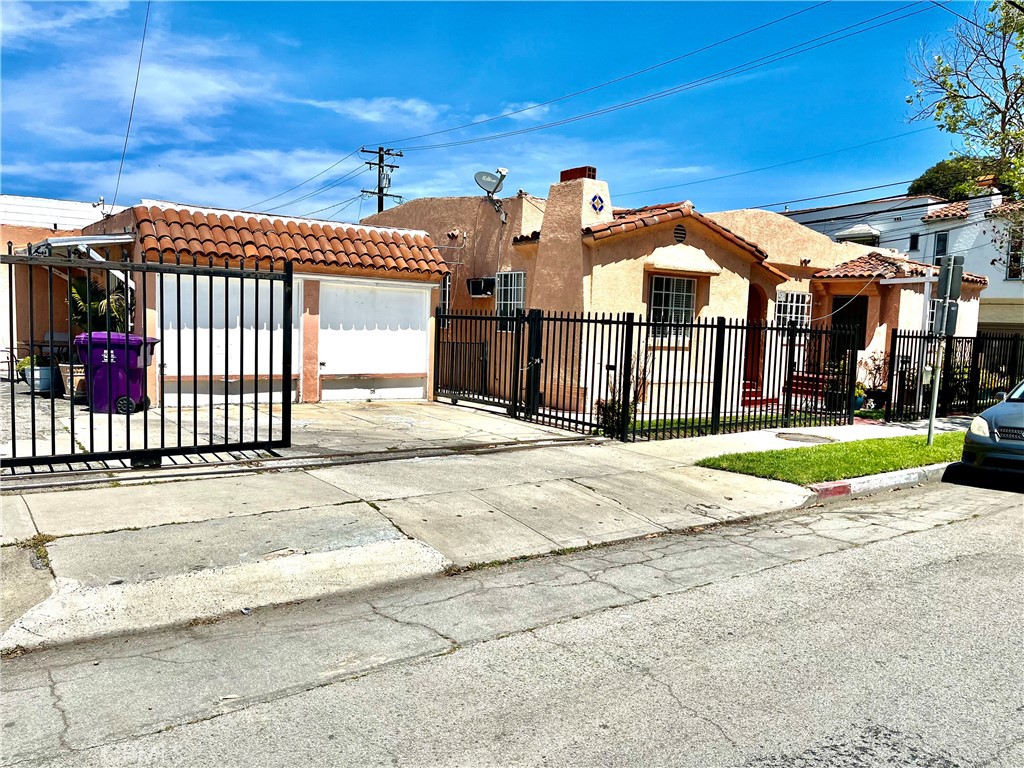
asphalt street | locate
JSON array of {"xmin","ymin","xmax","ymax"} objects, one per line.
[{"xmin": 2, "ymin": 477, "xmax": 1021, "ymax": 767}]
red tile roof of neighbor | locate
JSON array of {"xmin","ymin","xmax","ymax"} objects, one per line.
[
  {"xmin": 132, "ymin": 203, "xmax": 448, "ymax": 277},
  {"xmin": 814, "ymin": 252, "xmax": 988, "ymax": 285},
  {"xmin": 922, "ymin": 198, "xmax": 1024, "ymax": 221},
  {"xmin": 922, "ymin": 200, "xmax": 969, "ymax": 221}
]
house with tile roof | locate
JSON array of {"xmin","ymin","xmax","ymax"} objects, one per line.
[
  {"xmin": 708, "ymin": 208, "xmax": 988, "ymax": 375},
  {"xmin": 786, "ymin": 188, "xmax": 1022, "ymax": 334},
  {"xmin": 68, "ymin": 201, "xmax": 449, "ymax": 403},
  {"xmin": 365, "ymin": 167, "xmax": 989, "ymax": 399},
  {"xmin": 366, "ymin": 166, "xmax": 790, "ymax": 324}
]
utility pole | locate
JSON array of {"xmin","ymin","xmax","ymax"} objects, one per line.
[{"xmin": 360, "ymin": 146, "xmax": 403, "ymax": 214}]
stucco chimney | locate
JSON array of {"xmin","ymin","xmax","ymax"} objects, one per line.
[
  {"xmin": 967, "ymin": 186, "xmax": 1002, "ymax": 218},
  {"xmin": 547, "ymin": 168, "xmax": 615, "ymax": 232}
]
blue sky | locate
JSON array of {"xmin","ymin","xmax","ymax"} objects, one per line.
[{"xmin": 1, "ymin": 1, "xmax": 979, "ymax": 220}]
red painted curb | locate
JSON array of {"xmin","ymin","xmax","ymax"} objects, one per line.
[{"xmin": 810, "ymin": 481, "xmax": 852, "ymax": 499}]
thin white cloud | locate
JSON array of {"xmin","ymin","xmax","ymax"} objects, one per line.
[
  {"xmin": 3, "ymin": 27, "xmax": 270, "ymax": 148},
  {"xmin": 472, "ymin": 102, "xmax": 553, "ymax": 124},
  {"xmin": 295, "ymin": 97, "xmax": 441, "ymax": 126},
  {"xmin": 1, "ymin": 148, "xmax": 372, "ymax": 214},
  {"xmin": 650, "ymin": 166, "xmax": 712, "ymax": 176},
  {"xmin": 0, "ymin": 0, "xmax": 130, "ymax": 48}
]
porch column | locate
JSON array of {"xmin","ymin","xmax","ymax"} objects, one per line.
[{"xmin": 300, "ymin": 280, "xmax": 320, "ymax": 403}]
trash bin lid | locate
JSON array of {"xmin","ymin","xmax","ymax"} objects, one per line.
[{"xmin": 73, "ymin": 332, "xmax": 159, "ymax": 347}]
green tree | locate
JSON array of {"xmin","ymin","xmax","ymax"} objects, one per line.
[
  {"xmin": 908, "ymin": 156, "xmax": 1002, "ymax": 200},
  {"xmin": 907, "ymin": 1, "xmax": 1023, "ymax": 197}
]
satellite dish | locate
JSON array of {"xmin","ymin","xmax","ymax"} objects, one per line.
[{"xmin": 474, "ymin": 171, "xmax": 504, "ymax": 195}]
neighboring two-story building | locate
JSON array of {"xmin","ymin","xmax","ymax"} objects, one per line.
[{"xmin": 786, "ymin": 188, "xmax": 1023, "ymax": 333}]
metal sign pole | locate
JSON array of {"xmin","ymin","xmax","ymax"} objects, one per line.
[{"xmin": 926, "ymin": 254, "xmax": 963, "ymax": 446}]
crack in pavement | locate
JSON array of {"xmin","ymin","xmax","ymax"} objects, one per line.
[{"xmin": 2, "ymin": 496, "xmax": 1004, "ymax": 766}]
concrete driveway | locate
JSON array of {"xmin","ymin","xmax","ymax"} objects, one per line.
[
  {"xmin": 273, "ymin": 400, "xmax": 580, "ymax": 457},
  {"xmin": 1, "ymin": 379, "xmax": 579, "ymax": 471}
]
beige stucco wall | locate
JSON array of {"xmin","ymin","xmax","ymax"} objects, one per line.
[
  {"xmin": 709, "ymin": 208, "xmax": 901, "ymax": 275},
  {"xmin": 366, "ymin": 195, "xmax": 541, "ymax": 311},
  {"xmin": 583, "ymin": 218, "xmax": 762, "ymax": 320},
  {"xmin": 978, "ymin": 297, "xmax": 1024, "ymax": 332}
]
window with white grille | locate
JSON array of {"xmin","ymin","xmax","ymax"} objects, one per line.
[
  {"xmin": 773, "ymin": 291, "xmax": 811, "ymax": 327},
  {"xmin": 933, "ymin": 232, "xmax": 949, "ymax": 263},
  {"xmin": 496, "ymin": 271, "xmax": 525, "ymax": 328},
  {"xmin": 649, "ymin": 275, "xmax": 695, "ymax": 340},
  {"xmin": 927, "ymin": 298, "xmax": 943, "ymax": 332},
  {"xmin": 1008, "ymin": 226, "xmax": 1023, "ymax": 280}
]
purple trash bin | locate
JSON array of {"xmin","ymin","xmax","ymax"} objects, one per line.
[{"xmin": 73, "ymin": 332, "xmax": 159, "ymax": 414}]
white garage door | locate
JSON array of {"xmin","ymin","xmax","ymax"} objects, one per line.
[{"xmin": 317, "ymin": 278, "xmax": 431, "ymax": 401}]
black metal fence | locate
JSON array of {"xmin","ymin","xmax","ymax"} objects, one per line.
[
  {"xmin": 2, "ymin": 245, "xmax": 293, "ymax": 469},
  {"xmin": 435, "ymin": 309, "xmax": 859, "ymax": 440},
  {"xmin": 886, "ymin": 330, "xmax": 1024, "ymax": 421}
]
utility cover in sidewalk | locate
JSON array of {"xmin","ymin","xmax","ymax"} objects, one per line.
[{"xmin": 776, "ymin": 433, "xmax": 835, "ymax": 444}]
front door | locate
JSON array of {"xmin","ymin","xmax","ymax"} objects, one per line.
[
  {"xmin": 830, "ymin": 295, "xmax": 868, "ymax": 363},
  {"xmin": 744, "ymin": 285, "xmax": 767, "ymax": 384}
]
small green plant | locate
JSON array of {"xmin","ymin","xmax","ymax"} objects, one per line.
[
  {"xmin": 18, "ymin": 533, "xmax": 57, "ymax": 568},
  {"xmin": 15, "ymin": 355, "xmax": 48, "ymax": 373},
  {"xmin": 854, "ymin": 381, "xmax": 867, "ymax": 398}
]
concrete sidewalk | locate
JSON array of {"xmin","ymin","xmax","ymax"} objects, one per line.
[{"xmin": 0, "ymin": 416, "xmax": 970, "ymax": 652}]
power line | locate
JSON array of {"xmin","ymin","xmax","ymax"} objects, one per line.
[
  {"xmin": 375, "ymin": 1, "xmax": 832, "ymax": 146},
  {"xmin": 751, "ymin": 180, "xmax": 916, "ymax": 210},
  {"xmin": 239, "ymin": 3, "xmax": 830, "ymax": 213},
  {"xmin": 111, "ymin": 0, "xmax": 151, "ymax": 209},
  {"xmin": 394, "ymin": 2, "xmax": 933, "ymax": 152},
  {"xmin": 789, "ymin": 191, "xmax": 1001, "ymax": 226},
  {"xmin": 617, "ymin": 128, "xmax": 934, "ymax": 199},
  {"xmin": 299, "ymin": 194, "xmax": 363, "ymax": 219},
  {"xmin": 245, "ymin": 148, "xmax": 361, "ymax": 210},
  {"xmin": 262, "ymin": 164, "xmax": 371, "ymax": 213}
]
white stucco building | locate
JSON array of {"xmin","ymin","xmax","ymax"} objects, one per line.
[{"xmin": 786, "ymin": 190, "xmax": 1023, "ymax": 333}]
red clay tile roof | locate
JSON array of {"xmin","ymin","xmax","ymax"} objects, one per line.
[
  {"xmin": 132, "ymin": 203, "xmax": 447, "ymax": 277},
  {"xmin": 582, "ymin": 202, "xmax": 771, "ymax": 261},
  {"xmin": 921, "ymin": 200, "xmax": 969, "ymax": 221},
  {"xmin": 923, "ymin": 198, "xmax": 1024, "ymax": 221},
  {"xmin": 814, "ymin": 252, "xmax": 987, "ymax": 285},
  {"xmin": 990, "ymin": 199, "xmax": 1024, "ymax": 217},
  {"xmin": 583, "ymin": 202, "xmax": 693, "ymax": 241}
]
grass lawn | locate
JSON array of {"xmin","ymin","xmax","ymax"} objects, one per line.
[
  {"xmin": 696, "ymin": 431, "xmax": 966, "ymax": 486},
  {"xmin": 630, "ymin": 412, "xmax": 838, "ymax": 438}
]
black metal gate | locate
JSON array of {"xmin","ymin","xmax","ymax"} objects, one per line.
[
  {"xmin": 435, "ymin": 309, "xmax": 858, "ymax": 440},
  {"xmin": 886, "ymin": 330, "xmax": 1024, "ymax": 421},
  {"xmin": 2, "ymin": 246, "xmax": 293, "ymax": 469}
]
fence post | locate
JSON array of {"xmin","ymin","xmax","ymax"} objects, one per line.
[
  {"xmin": 280, "ymin": 261, "xmax": 293, "ymax": 446},
  {"xmin": 940, "ymin": 333, "xmax": 955, "ymax": 416},
  {"xmin": 884, "ymin": 327, "xmax": 899, "ymax": 422},
  {"xmin": 618, "ymin": 313, "xmax": 635, "ymax": 442},
  {"xmin": 710, "ymin": 317, "xmax": 727, "ymax": 435},
  {"xmin": 432, "ymin": 305, "xmax": 443, "ymax": 403},
  {"xmin": 846, "ymin": 335, "xmax": 858, "ymax": 425},
  {"xmin": 526, "ymin": 309, "xmax": 543, "ymax": 416},
  {"xmin": 508, "ymin": 309, "xmax": 525, "ymax": 419},
  {"xmin": 782, "ymin": 320, "xmax": 797, "ymax": 428},
  {"xmin": 967, "ymin": 333, "xmax": 984, "ymax": 412}
]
